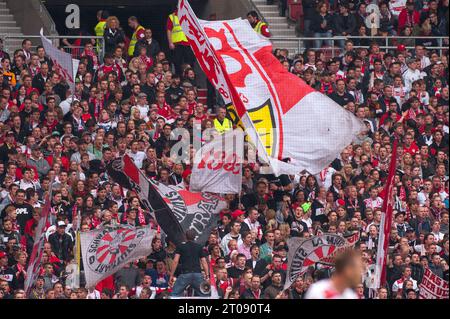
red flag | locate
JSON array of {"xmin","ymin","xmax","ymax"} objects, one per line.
[
  {"xmin": 373, "ymin": 139, "xmax": 398, "ymax": 288},
  {"xmin": 24, "ymin": 184, "xmax": 53, "ymax": 296}
]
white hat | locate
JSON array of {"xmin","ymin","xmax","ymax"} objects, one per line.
[{"xmin": 57, "ymin": 221, "xmax": 66, "ymax": 227}]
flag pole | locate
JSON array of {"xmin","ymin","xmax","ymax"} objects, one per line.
[{"xmin": 372, "ymin": 139, "xmax": 398, "ymax": 297}]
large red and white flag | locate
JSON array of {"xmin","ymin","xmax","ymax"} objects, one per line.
[
  {"xmin": 40, "ymin": 29, "xmax": 77, "ymax": 94},
  {"xmin": 191, "ymin": 129, "xmax": 244, "ymax": 194},
  {"xmin": 24, "ymin": 183, "xmax": 53, "ymax": 296},
  {"xmin": 178, "ymin": 0, "xmax": 366, "ymax": 176},
  {"xmin": 80, "ymin": 225, "xmax": 156, "ymax": 288},
  {"xmin": 373, "ymin": 140, "xmax": 398, "ymax": 290}
]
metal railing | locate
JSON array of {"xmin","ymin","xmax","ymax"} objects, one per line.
[
  {"xmin": 270, "ymin": 36, "xmax": 449, "ymax": 57},
  {"xmin": 1, "ymin": 35, "xmax": 105, "ymax": 62}
]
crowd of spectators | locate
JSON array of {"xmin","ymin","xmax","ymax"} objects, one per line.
[
  {"xmin": 0, "ymin": 1, "xmax": 448, "ymax": 300},
  {"xmin": 299, "ymin": 0, "xmax": 448, "ymax": 49}
]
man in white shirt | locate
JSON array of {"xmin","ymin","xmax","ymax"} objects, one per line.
[
  {"xmin": 392, "ymin": 266, "xmax": 418, "ymax": 294},
  {"xmin": 221, "ymin": 221, "xmax": 243, "ymax": 255},
  {"xmin": 17, "ymin": 167, "xmax": 38, "ymax": 191},
  {"xmin": 305, "ymin": 250, "xmax": 362, "ymax": 299},
  {"xmin": 403, "ymin": 58, "xmax": 426, "ymax": 92},
  {"xmin": 135, "ymin": 93, "xmax": 150, "ymax": 120},
  {"xmin": 128, "ymin": 140, "xmax": 146, "ymax": 169}
]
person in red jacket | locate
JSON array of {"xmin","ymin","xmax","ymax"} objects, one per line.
[{"xmin": 398, "ymin": 0, "xmax": 420, "ymax": 34}]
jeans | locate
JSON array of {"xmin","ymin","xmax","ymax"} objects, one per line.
[
  {"xmin": 171, "ymin": 272, "xmax": 208, "ymax": 297},
  {"xmin": 313, "ymin": 32, "xmax": 332, "ymax": 49}
]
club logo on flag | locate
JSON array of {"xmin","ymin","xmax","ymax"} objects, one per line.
[
  {"xmin": 86, "ymin": 227, "xmax": 146, "ymax": 274},
  {"xmin": 81, "ymin": 225, "xmax": 156, "ymax": 288},
  {"xmin": 285, "ymin": 233, "xmax": 359, "ymax": 289}
]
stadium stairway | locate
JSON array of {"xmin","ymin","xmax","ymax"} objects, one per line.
[
  {"xmin": 0, "ymin": 0, "xmax": 25, "ymax": 54},
  {"xmin": 251, "ymin": 0, "xmax": 300, "ymax": 55}
]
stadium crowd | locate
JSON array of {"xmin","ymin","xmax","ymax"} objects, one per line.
[{"xmin": 0, "ymin": 0, "xmax": 449, "ymax": 299}]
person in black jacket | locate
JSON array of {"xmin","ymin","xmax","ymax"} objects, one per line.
[
  {"xmin": 333, "ymin": 3, "xmax": 357, "ymax": 47},
  {"xmin": 103, "ymin": 16, "xmax": 126, "ymax": 54},
  {"xmin": 241, "ymin": 275, "xmax": 262, "ymax": 299},
  {"xmin": 134, "ymin": 29, "xmax": 161, "ymax": 59},
  {"xmin": 31, "ymin": 62, "xmax": 50, "ymax": 94},
  {"xmin": 48, "ymin": 221, "xmax": 73, "ymax": 262},
  {"xmin": 311, "ymin": 1, "xmax": 333, "ymax": 49}
]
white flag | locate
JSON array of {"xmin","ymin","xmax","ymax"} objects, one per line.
[
  {"xmin": 191, "ymin": 129, "xmax": 244, "ymax": 194},
  {"xmin": 40, "ymin": 28, "xmax": 76, "ymax": 94},
  {"xmin": 80, "ymin": 225, "xmax": 156, "ymax": 288}
]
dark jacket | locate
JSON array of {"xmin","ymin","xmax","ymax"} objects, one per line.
[
  {"xmin": 48, "ymin": 232, "xmax": 73, "ymax": 262},
  {"xmin": 263, "ymin": 283, "xmax": 283, "ymax": 299},
  {"xmin": 333, "ymin": 13, "xmax": 357, "ymax": 35},
  {"xmin": 134, "ymin": 38, "xmax": 161, "ymax": 58},
  {"xmin": 310, "ymin": 12, "xmax": 333, "ymax": 33},
  {"xmin": 103, "ymin": 28, "xmax": 126, "ymax": 54},
  {"xmin": 32, "ymin": 73, "xmax": 50, "ymax": 94}
]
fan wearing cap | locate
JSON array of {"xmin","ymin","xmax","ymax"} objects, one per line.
[{"xmin": 48, "ymin": 220, "xmax": 73, "ymax": 262}]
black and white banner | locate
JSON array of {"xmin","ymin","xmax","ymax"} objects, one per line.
[{"xmin": 107, "ymin": 155, "xmax": 227, "ymax": 245}]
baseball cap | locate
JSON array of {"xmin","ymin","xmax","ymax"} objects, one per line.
[
  {"xmin": 57, "ymin": 221, "xmax": 66, "ymax": 227},
  {"xmin": 6, "ymin": 131, "xmax": 14, "ymax": 136},
  {"xmin": 0, "ymin": 251, "xmax": 7, "ymax": 258},
  {"xmin": 231, "ymin": 210, "xmax": 245, "ymax": 219},
  {"xmin": 397, "ymin": 44, "xmax": 406, "ymax": 52},
  {"xmin": 138, "ymin": 93, "xmax": 147, "ymax": 98},
  {"xmin": 406, "ymin": 0, "xmax": 414, "ymax": 5}
]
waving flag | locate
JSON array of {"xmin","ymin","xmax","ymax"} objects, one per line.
[
  {"xmin": 24, "ymin": 183, "xmax": 53, "ymax": 296},
  {"xmin": 178, "ymin": 0, "xmax": 365, "ymax": 176},
  {"xmin": 40, "ymin": 29, "xmax": 78, "ymax": 94},
  {"xmin": 191, "ymin": 129, "xmax": 244, "ymax": 194},
  {"xmin": 373, "ymin": 140, "xmax": 398, "ymax": 290},
  {"xmin": 107, "ymin": 155, "xmax": 227, "ymax": 245},
  {"xmin": 419, "ymin": 268, "xmax": 449, "ymax": 299},
  {"xmin": 80, "ymin": 225, "xmax": 156, "ymax": 288},
  {"xmin": 284, "ymin": 232, "xmax": 360, "ymax": 289}
]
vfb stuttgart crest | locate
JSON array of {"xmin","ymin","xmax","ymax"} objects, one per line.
[{"xmin": 86, "ymin": 227, "xmax": 145, "ymax": 274}]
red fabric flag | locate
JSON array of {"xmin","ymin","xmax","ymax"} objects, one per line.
[{"xmin": 374, "ymin": 139, "xmax": 398, "ymax": 288}]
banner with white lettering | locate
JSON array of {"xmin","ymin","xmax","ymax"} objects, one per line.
[
  {"xmin": 191, "ymin": 129, "xmax": 244, "ymax": 194},
  {"xmin": 419, "ymin": 268, "xmax": 449, "ymax": 299},
  {"xmin": 40, "ymin": 28, "xmax": 77, "ymax": 93},
  {"xmin": 284, "ymin": 232, "xmax": 360, "ymax": 289},
  {"xmin": 80, "ymin": 225, "xmax": 156, "ymax": 288}
]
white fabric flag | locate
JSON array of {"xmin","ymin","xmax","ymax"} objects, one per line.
[
  {"xmin": 178, "ymin": 0, "xmax": 366, "ymax": 176},
  {"xmin": 80, "ymin": 225, "xmax": 156, "ymax": 288},
  {"xmin": 40, "ymin": 28, "xmax": 76, "ymax": 94},
  {"xmin": 191, "ymin": 129, "xmax": 244, "ymax": 194}
]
